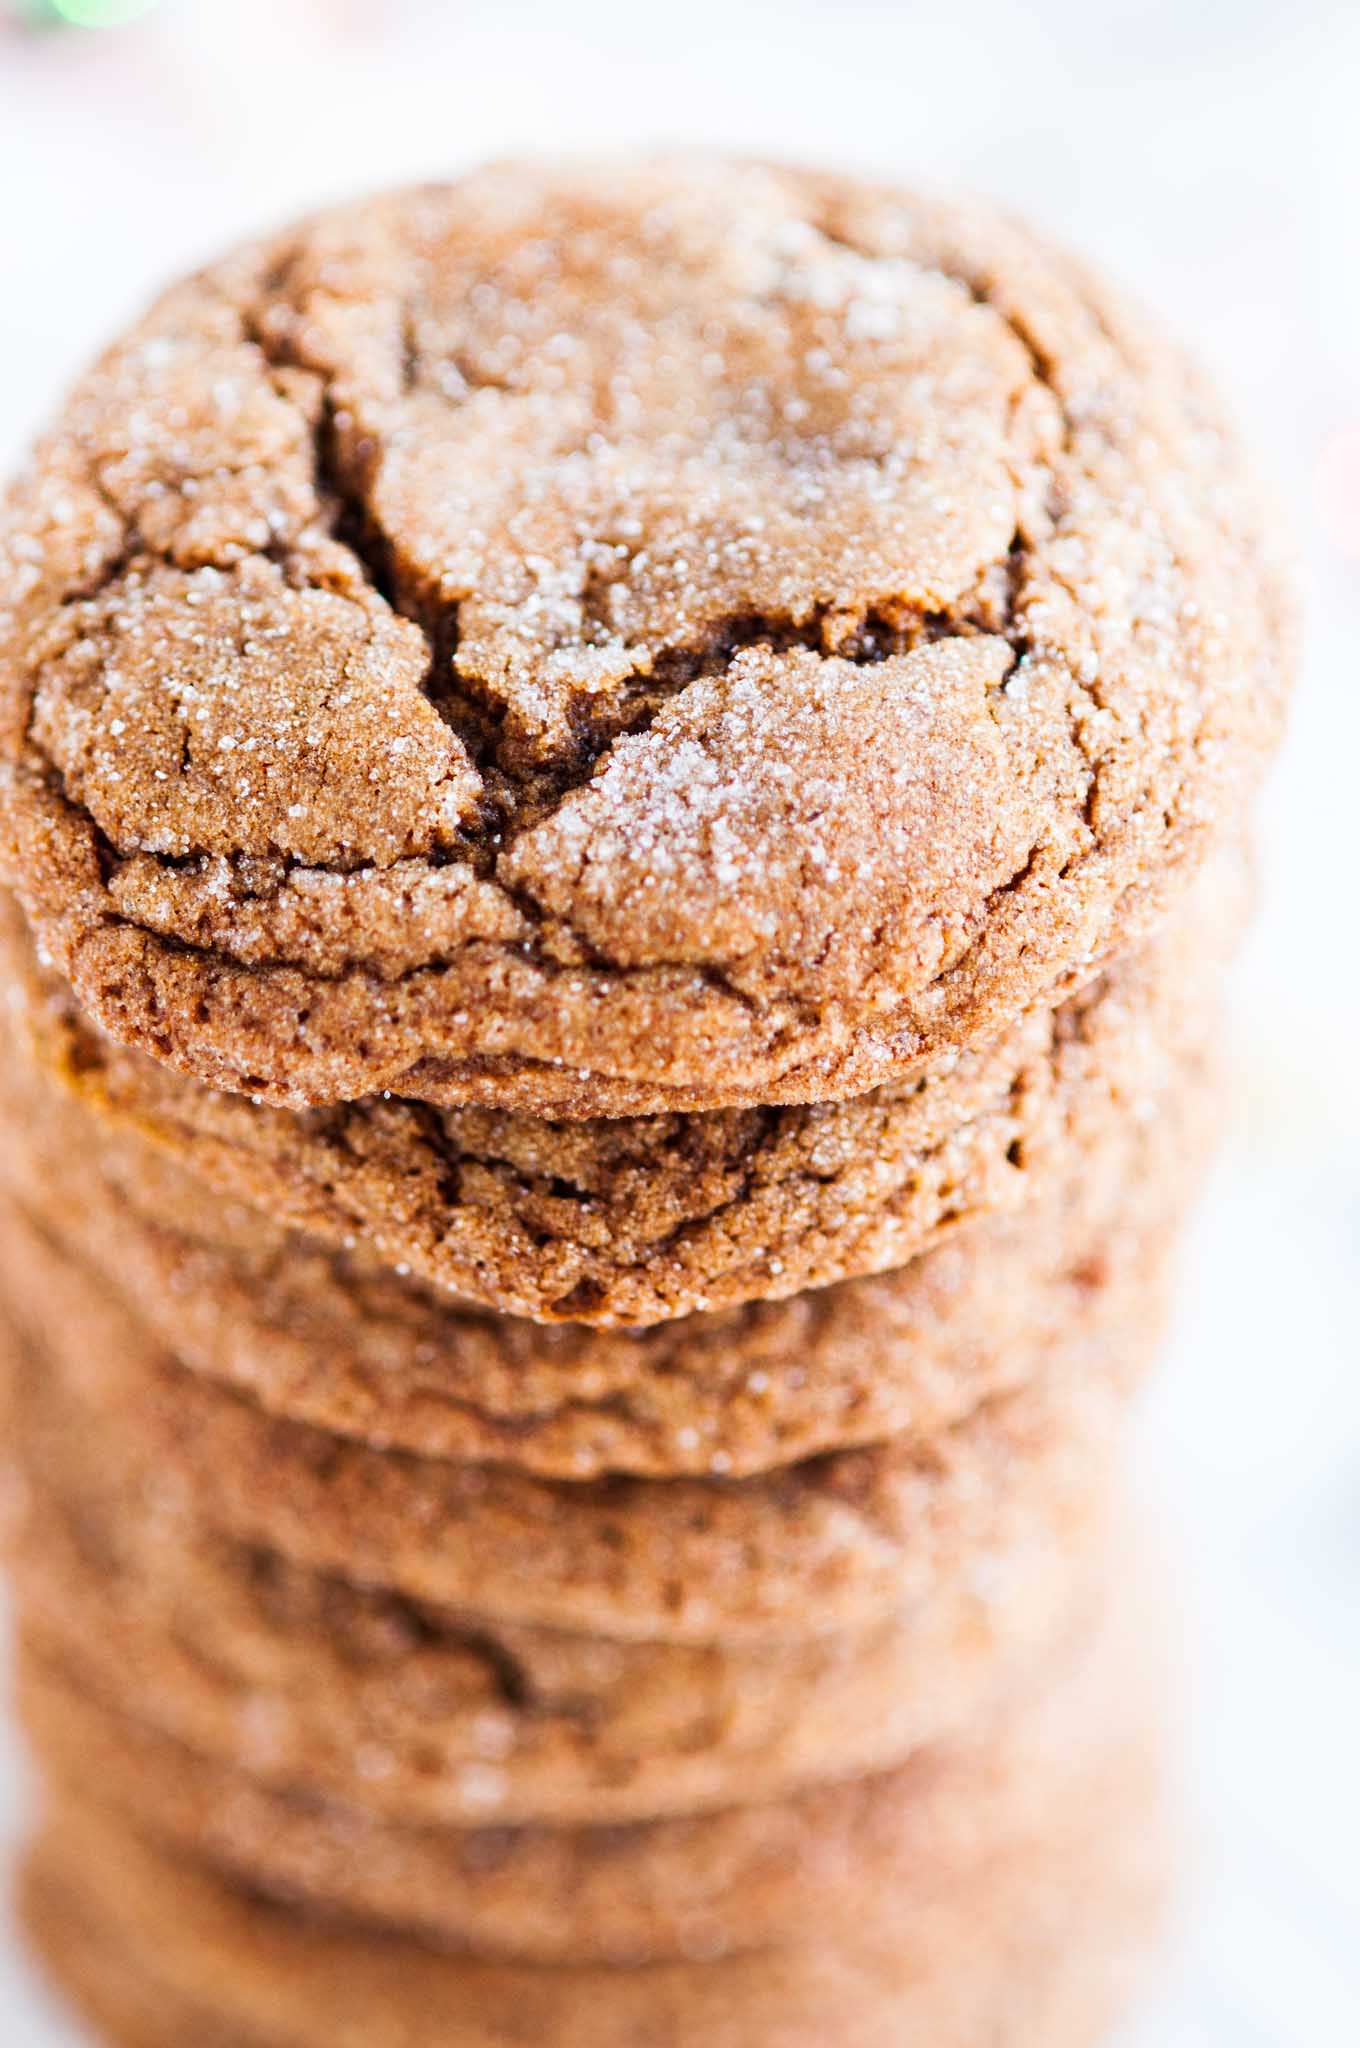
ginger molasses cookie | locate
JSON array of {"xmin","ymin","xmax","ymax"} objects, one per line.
[
  {"xmin": 1, "ymin": 1281, "xmax": 1103, "ymax": 1829},
  {"xmin": 0, "ymin": 159, "xmax": 1293, "ymax": 1115},
  {"xmin": 0, "ymin": 984, "xmax": 1210, "ymax": 1474},
  {"xmin": 0, "ymin": 1203, "xmax": 1151, "ymax": 1647},
  {"xmin": 19, "ymin": 1571, "xmax": 1168, "ymax": 2048},
  {"xmin": 8, "ymin": 1460, "xmax": 1098, "ymax": 1831},
  {"xmin": 20, "ymin": 1801, "xmax": 1167, "ymax": 2048},
  {"xmin": 5, "ymin": 1074, "xmax": 1204, "ymax": 1479},
  {"xmin": 0, "ymin": 836, "xmax": 1242, "ymax": 1325},
  {"xmin": 15, "ymin": 1574, "xmax": 1132, "ymax": 1968}
]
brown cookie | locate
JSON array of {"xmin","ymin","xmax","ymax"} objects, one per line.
[
  {"xmin": 18, "ymin": 1622, "xmax": 1168, "ymax": 2046},
  {"xmin": 2, "ymin": 1255, "xmax": 1106, "ymax": 1834},
  {"xmin": 8, "ymin": 1460, "xmax": 1100, "ymax": 1832},
  {"xmin": 0, "ymin": 160, "xmax": 1293, "ymax": 1117},
  {"xmin": 0, "ymin": 979, "xmax": 1211, "ymax": 1474},
  {"xmin": 0, "ymin": 834, "xmax": 1242, "ymax": 1325},
  {"xmin": 19, "ymin": 1822, "xmax": 1166, "ymax": 2048},
  {"xmin": 0, "ymin": 1202, "xmax": 1152, "ymax": 1647},
  {"xmin": 14, "ymin": 1573, "xmax": 1133, "ymax": 1967}
]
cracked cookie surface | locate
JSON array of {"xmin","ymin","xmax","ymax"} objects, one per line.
[
  {"xmin": 0, "ymin": 839, "xmax": 1242, "ymax": 1324},
  {"xmin": 0, "ymin": 159, "xmax": 1293, "ymax": 1114},
  {"xmin": 0, "ymin": 1017, "xmax": 1209, "ymax": 1474}
]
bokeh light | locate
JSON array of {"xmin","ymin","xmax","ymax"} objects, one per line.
[{"xmin": 48, "ymin": 0, "xmax": 161, "ymax": 26}]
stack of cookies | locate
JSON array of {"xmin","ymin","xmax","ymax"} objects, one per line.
[{"xmin": 0, "ymin": 160, "xmax": 1293, "ymax": 2046}]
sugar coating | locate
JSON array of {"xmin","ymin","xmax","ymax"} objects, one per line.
[{"xmin": 0, "ymin": 158, "xmax": 1294, "ymax": 1114}]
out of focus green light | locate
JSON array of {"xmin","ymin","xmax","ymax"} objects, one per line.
[{"xmin": 50, "ymin": 0, "xmax": 161, "ymax": 26}]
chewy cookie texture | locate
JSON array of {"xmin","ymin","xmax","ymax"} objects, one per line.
[
  {"xmin": 0, "ymin": 155, "xmax": 1292, "ymax": 2048},
  {"xmin": 1, "ymin": 1052, "xmax": 1201, "ymax": 1475},
  {"xmin": 0, "ymin": 843, "xmax": 1240, "ymax": 1327},
  {"xmin": 0, "ymin": 159, "xmax": 1290, "ymax": 1117}
]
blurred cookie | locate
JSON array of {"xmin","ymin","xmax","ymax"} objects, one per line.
[
  {"xmin": 8, "ymin": 1467, "xmax": 1097, "ymax": 1832},
  {"xmin": 0, "ymin": 1201, "xmax": 1150, "ymax": 1646},
  {"xmin": 3, "ymin": 1216, "xmax": 1110, "ymax": 1829},
  {"xmin": 19, "ymin": 1609, "xmax": 1168, "ymax": 2047},
  {"xmin": 15, "ymin": 1565, "xmax": 1135, "ymax": 1967}
]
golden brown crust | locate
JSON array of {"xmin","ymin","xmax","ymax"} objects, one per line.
[
  {"xmin": 0, "ymin": 160, "xmax": 1294, "ymax": 1115},
  {"xmin": 0, "ymin": 837, "xmax": 1242, "ymax": 1325}
]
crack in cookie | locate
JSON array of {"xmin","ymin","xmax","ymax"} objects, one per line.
[{"xmin": 0, "ymin": 159, "xmax": 1293, "ymax": 1111}]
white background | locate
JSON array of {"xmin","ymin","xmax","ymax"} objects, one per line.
[{"xmin": 0, "ymin": 1, "xmax": 1356, "ymax": 2040}]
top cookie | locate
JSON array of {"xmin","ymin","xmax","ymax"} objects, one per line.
[{"xmin": 0, "ymin": 159, "xmax": 1292, "ymax": 1113}]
